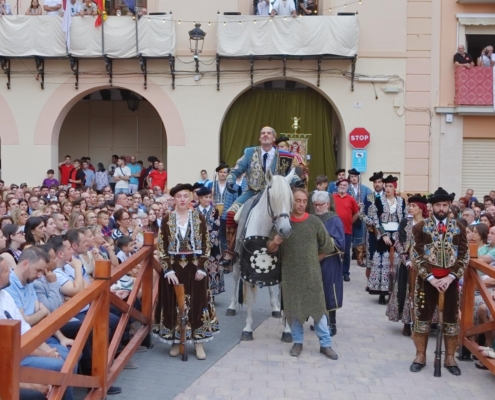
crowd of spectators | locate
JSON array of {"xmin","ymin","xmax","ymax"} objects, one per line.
[
  {"xmin": 255, "ymin": 0, "xmax": 317, "ymax": 17},
  {"xmin": 453, "ymin": 44, "xmax": 495, "ymax": 69}
]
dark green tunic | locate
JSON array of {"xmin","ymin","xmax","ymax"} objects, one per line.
[{"xmin": 271, "ymin": 215, "xmax": 335, "ymax": 325}]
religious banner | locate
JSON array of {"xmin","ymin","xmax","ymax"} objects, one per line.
[{"xmin": 281, "ymin": 117, "xmax": 311, "ymax": 183}]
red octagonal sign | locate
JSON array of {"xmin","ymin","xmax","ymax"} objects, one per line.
[{"xmin": 349, "ymin": 128, "xmax": 371, "ymax": 149}]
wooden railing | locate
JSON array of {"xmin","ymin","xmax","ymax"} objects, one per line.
[
  {"xmin": 460, "ymin": 243, "xmax": 495, "ymax": 374},
  {"xmin": 0, "ymin": 232, "xmax": 161, "ymax": 399}
]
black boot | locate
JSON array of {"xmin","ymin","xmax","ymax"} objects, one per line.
[
  {"xmin": 328, "ymin": 311, "xmax": 337, "ymax": 336},
  {"xmin": 378, "ymin": 294, "xmax": 386, "ymax": 305}
]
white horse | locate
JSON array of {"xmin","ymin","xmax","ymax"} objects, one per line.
[{"xmin": 225, "ymin": 168, "xmax": 294, "ymax": 342}]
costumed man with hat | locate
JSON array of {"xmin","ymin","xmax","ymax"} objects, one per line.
[
  {"xmin": 348, "ymin": 168, "xmax": 373, "ymax": 270},
  {"xmin": 153, "ymin": 183, "xmax": 219, "ymax": 360},
  {"xmin": 409, "ymin": 188, "xmax": 468, "ymax": 375},
  {"xmin": 221, "ymin": 127, "xmax": 301, "ymax": 267},
  {"xmin": 212, "ymin": 162, "xmax": 229, "ymax": 268},
  {"xmin": 328, "ymin": 168, "xmax": 346, "ymax": 195},
  {"xmin": 360, "ymin": 171, "xmax": 385, "ymax": 284}
]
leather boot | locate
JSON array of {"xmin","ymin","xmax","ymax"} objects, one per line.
[
  {"xmin": 410, "ymin": 332, "xmax": 428, "ymax": 372},
  {"xmin": 444, "ymin": 335, "xmax": 461, "ymax": 376},
  {"xmin": 219, "ymin": 225, "xmax": 237, "ymax": 271},
  {"xmin": 356, "ymin": 244, "xmax": 365, "ymax": 267}
]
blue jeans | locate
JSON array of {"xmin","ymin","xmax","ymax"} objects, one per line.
[
  {"xmin": 114, "ymin": 187, "xmax": 129, "ymax": 195},
  {"xmin": 21, "ymin": 337, "xmax": 74, "ymax": 400},
  {"xmin": 343, "ymin": 233, "xmax": 352, "ymax": 277},
  {"xmin": 291, "ymin": 315, "xmax": 331, "ymax": 347}
]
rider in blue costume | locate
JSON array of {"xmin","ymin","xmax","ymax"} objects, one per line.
[{"xmin": 221, "ymin": 126, "xmax": 301, "ymax": 267}]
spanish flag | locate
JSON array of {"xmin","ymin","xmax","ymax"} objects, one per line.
[{"xmin": 95, "ymin": 0, "xmax": 104, "ymax": 27}]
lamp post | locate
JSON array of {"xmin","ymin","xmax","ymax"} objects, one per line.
[
  {"xmin": 188, "ymin": 23, "xmax": 206, "ymax": 74},
  {"xmin": 127, "ymin": 93, "xmax": 140, "ymax": 112}
]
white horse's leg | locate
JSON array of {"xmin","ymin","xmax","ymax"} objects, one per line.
[
  {"xmin": 226, "ymin": 261, "xmax": 241, "ymax": 316},
  {"xmin": 241, "ymin": 283, "xmax": 255, "ymax": 341},
  {"xmin": 268, "ymin": 285, "xmax": 282, "ymax": 318}
]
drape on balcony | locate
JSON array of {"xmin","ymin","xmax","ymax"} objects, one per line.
[
  {"xmin": 454, "ymin": 67, "xmax": 493, "ymax": 106},
  {"xmin": 216, "ymin": 15, "xmax": 359, "ymax": 57},
  {"xmin": 220, "ymin": 88, "xmax": 336, "ymax": 189},
  {"xmin": 0, "ymin": 16, "xmax": 176, "ymax": 58}
]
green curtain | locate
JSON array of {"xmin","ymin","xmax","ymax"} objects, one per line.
[{"xmin": 220, "ymin": 88, "xmax": 336, "ymax": 190}]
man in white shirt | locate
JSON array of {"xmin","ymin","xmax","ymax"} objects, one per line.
[
  {"xmin": 67, "ymin": 0, "xmax": 81, "ymax": 16},
  {"xmin": 271, "ymin": 0, "xmax": 297, "ymax": 17},
  {"xmin": 79, "ymin": 0, "xmax": 97, "ymax": 16},
  {"xmin": 43, "ymin": 0, "xmax": 62, "ymax": 16},
  {"xmin": 113, "ymin": 156, "xmax": 132, "ymax": 195},
  {"xmin": 257, "ymin": 0, "xmax": 271, "ymax": 15}
]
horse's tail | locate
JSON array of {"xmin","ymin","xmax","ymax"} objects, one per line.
[
  {"xmin": 238, "ymin": 280, "xmax": 257, "ymax": 305},
  {"xmin": 238, "ymin": 279, "xmax": 244, "ymax": 305}
]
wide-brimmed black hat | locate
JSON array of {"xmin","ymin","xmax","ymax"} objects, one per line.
[
  {"xmin": 348, "ymin": 168, "xmax": 360, "ymax": 176},
  {"xmin": 335, "ymin": 179, "xmax": 350, "ymax": 187},
  {"xmin": 215, "ymin": 162, "xmax": 229, "ymax": 172},
  {"xmin": 407, "ymin": 193, "xmax": 428, "ymax": 204},
  {"xmin": 192, "ymin": 182, "xmax": 204, "ymax": 191},
  {"xmin": 383, "ymin": 175, "xmax": 398, "ymax": 183},
  {"xmin": 369, "ymin": 171, "xmax": 384, "ymax": 182},
  {"xmin": 428, "ymin": 187, "xmax": 455, "ymax": 204},
  {"xmin": 196, "ymin": 186, "xmax": 212, "ymax": 197},
  {"xmin": 275, "ymin": 135, "xmax": 290, "ymax": 145},
  {"xmin": 170, "ymin": 183, "xmax": 194, "ymax": 197},
  {"xmin": 335, "ymin": 168, "xmax": 345, "ymax": 176}
]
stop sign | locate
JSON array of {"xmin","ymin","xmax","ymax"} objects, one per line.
[{"xmin": 349, "ymin": 128, "xmax": 371, "ymax": 149}]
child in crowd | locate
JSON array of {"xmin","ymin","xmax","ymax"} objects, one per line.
[
  {"xmin": 98, "ymin": 210, "xmax": 111, "ymax": 237},
  {"xmin": 43, "ymin": 169, "xmax": 60, "ymax": 188}
]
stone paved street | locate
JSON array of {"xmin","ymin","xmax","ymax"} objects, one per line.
[{"xmin": 83, "ymin": 262, "xmax": 495, "ymax": 399}]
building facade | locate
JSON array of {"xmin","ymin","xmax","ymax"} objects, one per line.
[{"xmin": 0, "ymin": 0, "xmax": 492, "ymax": 195}]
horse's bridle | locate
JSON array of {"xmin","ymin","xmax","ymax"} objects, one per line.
[{"xmin": 266, "ymin": 184, "xmax": 290, "ymax": 224}]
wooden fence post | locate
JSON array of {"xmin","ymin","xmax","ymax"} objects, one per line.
[
  {"xmin": 142, "ymin": 232, "xmax": 155, "ymax": 344},
  {"xmin": 92, "ymin": 260, "xmax": 112, "ymax": 396},
  {"xmin": 0, "ymin": 320, "xmax": 21, "ymax": 400}
]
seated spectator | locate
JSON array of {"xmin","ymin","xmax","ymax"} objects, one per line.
[
  {"xmin": 23, "ymin": 217, "xmax": 46, "ymax": 248},
  {"xmin": 453, "ymin": 44, "xmax": 474, "ymax": 69},
  {"xmin": 0, "ymin": 255, "xmax": 74, "ymax": 400},
  {"xmin": 484, "ymin": 195, "xmax": 494, "ymax": 209},
  {"xmin": 449, "ymin": 204, "xmax": 461, "ymax": 219},
  {"xmin": 84, "ymin": 210, "xmax": 97, "ymax": 226},
  {"xmin": 41, "ymin": 215, "xmax": 57, "ymax": 242},
  {"xmin": 57, "ymin": 190, "xmax": 68, "ymax": 203},
  {"xmin": 1, "ymin": 224, "xmax": 24, "ymax": 264},
  {"xmin": 257, "ymin": 0, "xmax": 271, "ymax": 15},
  {"xmin": 481, "ymin": 213, "xmax": 495, "ymax": 228},
  {"xmin": 68, "ymin": 212, "xmax": 85, "ymax": 230},
  {"xmin": 0, "ymin": 0, "xmax": 12, "ymax": 15},
  {"xmin": 26, "ymin": 0, "xmax": 42, "ymax": 14},
  {"xmin": 90, "ymin": 225, "xmax": 118, "ymax": 267},
  {"xmin": 51, "ymin": 212, "xmax": 67, "ymax": 235},
  {"xmin": 11, "ymin": 208, "xmax": 29, "ymax": 231},
  {"xmin": 271, "ymin": 0, "xmax": 297, "ymax": 17},
  {"xmin": 42, "ymin": 169, "xmax": 59, "ymax": 188},
  {"xmin": 79, "ymin": 0, "xmax": 97, "ymax": 16},
  {"xmin": 111, "ymin": 209, "xmax": 140, "ymax": 243},
  {"xmin": 299, "ymin": 0, "xmax": 315, "ymax": 15},
  {"xmin": 1, "ymin": 216, "xmax": 13, "ymax": 228},
  {"xmin": 462, "ymin": 208, "xmax": 476, "ymax": 227},
  {"xmin": 477, "ymin": 46, "xmax": 495, "ymax": 67},
  {"xmin": 0, "ymin": 200, "xmax": 7, "ymax": 218},
  {"xmin": 28, "ymin": 195, "xmax": 40, "ymax": 215},
  {"xmin": 43, "ymin": 0, "xmax": 62, "ymax": 15},
  {"xmin": 97, "ymin": 210, "xmax": 112, "ymax": 237},
  {"xmin": 143, "ymin": 209, "xmax": 159, "ymax": 236}
]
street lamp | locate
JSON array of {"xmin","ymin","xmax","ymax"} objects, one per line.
[
  {"xmin": 189, "ymin": 23, "xmax": 206, "ymax": 73},
  {"xmin": 127, "ymin": 93, "xmax": 140, "ymax": 112}
]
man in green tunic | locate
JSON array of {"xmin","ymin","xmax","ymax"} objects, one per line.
[{"xmin": 268, "ymin": 188, "xmax": 338, "ymax": 360}]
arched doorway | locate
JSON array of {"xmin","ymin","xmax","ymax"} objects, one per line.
[
  {"xmin": 220, "ymin": 79, "xmax": 342, "ymax": 187},
  {"xmin": 59, "ymin": 88, "xmax": 167, "ymax": 170}
]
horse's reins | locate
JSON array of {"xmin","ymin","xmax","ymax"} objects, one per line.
[{"xmin": 266, "ymin": 184, "xmax": 290, "ymax": 224}]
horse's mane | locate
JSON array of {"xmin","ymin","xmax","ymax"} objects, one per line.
[{"xmin": 267, "ymin": 175, "xmax": 294, "ymax": 212}]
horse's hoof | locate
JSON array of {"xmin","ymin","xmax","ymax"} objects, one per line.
[
  {"xmin": 241, "ymin": 331, "xmax": 254, "ymax": 341},
  {"xmin": 225, "ymin": 308, "xmax": 236, "ymax": 316},
  {"xmin": 281, "ymin": 332, "xmax": 293, "ymax": 343},
  {"xmin": 271, "ymin": 311, "xmax": 282, "ymax": 319}
]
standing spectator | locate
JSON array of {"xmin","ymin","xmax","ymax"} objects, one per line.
[
  {"xmin": 327, "ymin": 169, "xmax": 346, "ymax": 195},
  {"xmin": 127, "ymin": 156, "xmax": 142, "ymax": 194},
  {"xmin": 81, "ymin": 161, "xmax": 95, "ymax": 189},
  {"xmin": 79, "ymin": 0, "xmax": 97, "ymax": 16},
  {"xmin": 271, "ymin": 0, "xmax": 297, "ymax": 17},
  {"xmin": 464, "ymin": 188, "xmax": 478, "ymax": 207},
  {"xmin": 267, "ymin": 189, "xmax": 338, "ymax": 359},
  {"xmin": 42, "ymin": 169, "xmax": 59, "ymax": 188},
  {"xmin": 196, "ymin": 169, "xmax": 213, "ymax": 189},
  {"xmin": 68, "ymin": 159, "xmax": 85, "ymax": 189},
  {"xmin": 108, "ymin": 155, "xmax": 118, "ymax": 193},
  {"xmin": 299, "ymin": 0, "xmax": 315, "ymax": 15},
  {"xmin": 67, "ymin": 0, "xmax": 81, "ymax": 16},
  {"xmin": 58, "ymin": 155, "xmax": 72, "ymax": 187},
  {"xmin": 113, "ymin": 157, "xmax": 131, "ymax": 195},
  {"xmin": 148, "ymin": 162, "xmax": 168, "ymax": 193},
  {"xmin": 138, "ymin": 156, "xmax": 158, "ymax": 190},
  {"xmin": 0, "ymin": 0, "xmax": 12, "ymax": 15},
  {"xmin": 333, "ymin": 179, "xmax": 359, "ymax": 282},
  {"xmin": 477, "ymin": 46, "xmax": 495, "ymax": 67},
  {"xmin": 257, "ymin": 0, "xmax": 271, "ymax": 15},
  {"xmin": 43, "ymin": 0, "xmax": 62, "ymax": 15},
  {"xmin": 26, "ymin": 0, "xmax": 42, "ymax": 15},
  {"xmin": 95, "ymin": 163, "xmax": 109, "ymax": 192},
  {"xmin": 453, "ymin": 44, "xmax": 474, "ymax": 69}
]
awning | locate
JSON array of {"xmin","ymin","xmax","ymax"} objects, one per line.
[
  {"xmin": 216, "ymin": 15, "xmax": 359, "ymax": 58},
  {"xmin": 457, "ymin": 13, "xmax": 495, "ymax": 25}
]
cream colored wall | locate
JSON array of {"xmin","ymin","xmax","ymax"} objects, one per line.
[
  {"xmin": 58, "ymin": 100, "xmax": 167, "ymax": 165},
  {"xmin": 0, "ymin": 1, "xmax": 414, "ymax": 190}
]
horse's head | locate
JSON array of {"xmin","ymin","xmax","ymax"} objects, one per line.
[{"xmin": 265, "ymin": 169, "xmax": 293, "ymax": 239}]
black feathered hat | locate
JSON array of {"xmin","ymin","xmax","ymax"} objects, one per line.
[
  {"xmin": 428, "ymin": 187, "xmax": 455, "ymax": 204},
  {"xmin": 170, "ymin": 183, "xmax": 194, "ymax": 197},
  {"xmin": 407, "ymin": 193, "xmax": 428, "ymax": 204},
  {"xmin": 196, "ymin": 186, "xmax": 212, "ymax": 197},
  {"xmin": 192, "ymin": 182, "xmax": 204, "ymax": 191},
  {"xmin": 348, "ymin": 168, "xmax": 360, "ymax": 176},
  {"xmin": 335, "ymin": 168, "xmax": 345, "ymax": 176},
  {"xmin": 369, "ymin": 171, "xmax": 384, "ymax": 182},
  {"xmin": 275, "ymin": 135, "xmax": 290, "ymax": 145},
  {"xmin": 383, "ymin": 175, "xmax": 398, "ymax": 183}
]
